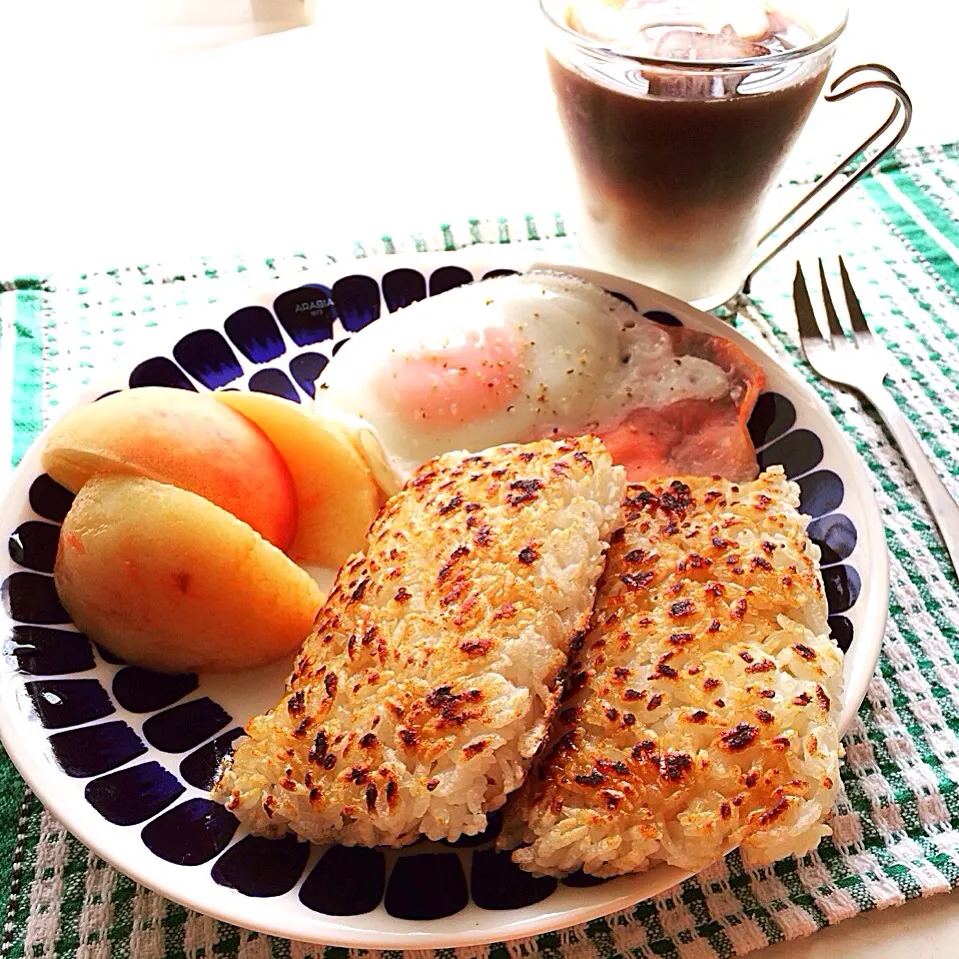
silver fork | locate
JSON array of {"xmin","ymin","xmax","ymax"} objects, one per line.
[{"xmin": 794, "ymin": 257, "xmax": 959, "ymax": 572}]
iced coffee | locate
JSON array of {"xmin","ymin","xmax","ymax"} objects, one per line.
[{"xmin": 544, "ymin": 0, "xmax": 846, "ymax": 304}]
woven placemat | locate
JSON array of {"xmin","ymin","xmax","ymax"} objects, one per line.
[{"xmin": 1, "ymin": 141, "xmax": 959, "ymax": 959}]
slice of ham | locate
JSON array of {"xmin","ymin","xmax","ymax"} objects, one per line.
[{"xmin": 597, "ymin": 326, "xmax": 764, "ymax": 482}]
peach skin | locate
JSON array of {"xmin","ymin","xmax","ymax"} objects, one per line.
[
  {"xmin": 42, "ymin": 386, "xmax": 298, "ymax": 549},
  {"xmin": 214, "ymin": 390, "xmax": 381, "ymax": 568},
  {"xmin": 54, "ymin": 475, "xmax": 325, "ymax": 673}
]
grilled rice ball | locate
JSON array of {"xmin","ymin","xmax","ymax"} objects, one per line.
[
  {"xmin": 213, "ymin": 435, "xmax": 625, "ymax": 846},
  {"xmin": 501, "ymin": 467, "xmax": 843, "ymax": 876}
]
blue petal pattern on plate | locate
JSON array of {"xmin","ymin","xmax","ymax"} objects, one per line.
[
  {"xmin": 381, "ymin": 268, "xmax": 427, "ymax": 312},
  {"xmin": 822, "ymin": 565, "xmax": 861, "ymax": 614},
  {"xmin": 428, "ymin": 266, "xmax": 473, "ymax": 297},
  {"xmin": 180, "ymin": 727, "xmax": 245, "ymax": 790},
  {"xmin": 9, "ymin": 521, "xmax": 61, "ymax": 573},
  {"xmin": 26, "ymin": 679, "xmax": 114, "ymax": 728},
  {"xmin": 333, "ymin": 275, "xmax": 381, "ymax": 332},
  {"xmin": 807, "ymin": 514, "xmax": 858, "ymax": 565},
  {"xmin": 141, "ymin": 798, "xmax": 238, "ymax": 866},
  {"xmin": 49, "ymin": 720, "xmax": 147, "ymax": 778},
  {"xmin": 606, "ymin": 290, "xmax": 638, "ymax": 311},
  {"xmin": 288, "ymin": 353, "xmax": 328, "ymax": 398},
  {"xmin": 747, "ymin": 393, "xmax": 858, "ymax": 627},
  {"xmin": 562, "ymin": 870, "xmax": 610, "ymax": 888},
  {"xmin": 249, "ymin": 368, "xmax": 300, "ymax": 402},
  {"xmin": 829, "ymin": 615, "xmax": 854, "ymax": 652},
  {"xmin": 471, "ymin": 850, "xmax": 557, "ymax": 910},
  {"xmin": 129, "ymin": 356, "xmax": 198, "ymax": 392},
  {"xmin": 2, "ymin": 572, "xmax": 68, "ymax": 624},
  {"xmin": 0, "ymin": 273, "xmax": 867, "ymax": 927},
  {"xmin": 85, "ymin": 761, "xmax": 185, "ymax": 825},
  {"xmin": 142, "ymin": 698, "xmax": 231, "ymax": 753},
  {"xmin": 643, "ymin": 310, "xmax": 682, "ymax": 327},
  {"xmin": 10, "ymin": 626, "xmax": 95, "ymax": 675},
  {"xmin": 173, "ymin": 330, "xmax": 244, "ymax": 390},
  {"xmin": 748, "ymin": 392, "xmax": 797, "ymax": 448},
  {"xmin": 112, "ymin": 668, "xmax": 198, "ymax": 713},
  {"xmin": 299, "ymin": 846, "xmax": 386, "ymax": 916},
  {"xmin": 385, "ymin": 853, "xmax": 468, "ymax": 920},
  {"xmin": 757, "ymin": 429, "xmax": 824, "ymax": 478},
  {"xmin": 273, "ymin": 286, "xmax": 337, "ymax": 346},
  {"xmin": 225, "ymin": 306, "xmax": 286, "ymax": 363},
  {"xmin": 798, "ymin": 470, "xmax": 845, "ymax": 518},
  {"xmin": 28, "ymin": 474, "xmax": 75, "ymax": 524},
  {"xmin": 212, "ymin": 835, "xmax": 310, "ymax": 897}
]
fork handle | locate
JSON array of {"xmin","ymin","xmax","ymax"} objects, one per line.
[{"xmin": 869, "ymin": 384, "xmax": 959, "ymax": 572}]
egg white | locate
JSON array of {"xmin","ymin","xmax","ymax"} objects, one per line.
[{"xmin": 316, "ymin": 272, "xmax": 729, "ymax": 483}]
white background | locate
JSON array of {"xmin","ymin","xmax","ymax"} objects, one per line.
[
  {"xmin": 0, "ymin": 0, "xmax": 956, "ymax": 276},
  {"xmin": 1, "ymin": 1, "xmax": 959, "ymax": 956}
]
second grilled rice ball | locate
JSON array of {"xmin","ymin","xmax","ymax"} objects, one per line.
[
  {"xmin": 213, "ymin": 434, "xmax": 626, "ymax": 846},
  {"xmin": 501, "ymin": 468, "xmax": 844, "ymax": 876}
]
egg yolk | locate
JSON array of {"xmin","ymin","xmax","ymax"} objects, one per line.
[{"xmin": 380, "ymin": 326, "xmax": 525, "ymax": 429}]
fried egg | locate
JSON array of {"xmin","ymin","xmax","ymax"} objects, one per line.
[{"xmin": 316, "ymin": 272, "xmax": 737, "ymax": 487}]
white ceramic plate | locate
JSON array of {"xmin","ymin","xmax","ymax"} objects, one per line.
[{"xmin": 0, "ymin": 255, "xmax": 888, "ymax": 948}]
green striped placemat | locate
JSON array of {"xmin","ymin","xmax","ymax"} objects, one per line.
[{"xmin": 1, "ymin": 140, "xmax": 959, "ymax": 959}]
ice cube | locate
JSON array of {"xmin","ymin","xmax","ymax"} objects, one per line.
[
  {"xmin": 565, "ymin": 0, "xmax": 775, "ymax": 60},
  {"xmin": 651, "ymin": 24, "xmax": 769, "ymax": 60}
]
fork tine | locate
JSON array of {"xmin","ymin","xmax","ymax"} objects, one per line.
[
  {"xmin": 793, "ymin": 262, "xmax": 823, "ymax": 342},
  {"xmin": 838, "ymin": 256, "xmax": 872, "ymax": 336},
  {"xmin": 818, "ymin": 259, "xmax": 847, "ymax": 343}
]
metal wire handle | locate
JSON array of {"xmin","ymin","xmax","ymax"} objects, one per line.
[{"xmin": 742, "ymin": 63, "xmax": 913, "ymax": 295}]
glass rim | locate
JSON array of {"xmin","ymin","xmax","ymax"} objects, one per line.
[{"xmin": 539, "ymin": 0, "xmax": 849, "ymax": 71}]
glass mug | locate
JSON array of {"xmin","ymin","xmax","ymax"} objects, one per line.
[{"xmin": 542, "ymin": 0, "xmax": 852, "ymax": 306}]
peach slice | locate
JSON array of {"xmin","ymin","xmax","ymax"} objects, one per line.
[
  {"xmin": 42, "ymin": 386, "xmax": 297, "ymax": 550},
  {"xmin": 213, "ymin": 391, "xmax": 381, "ymax": 568},
  {"xmin": 54, "ymin": 475, "xmax": 324, "ymax": 673}
]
